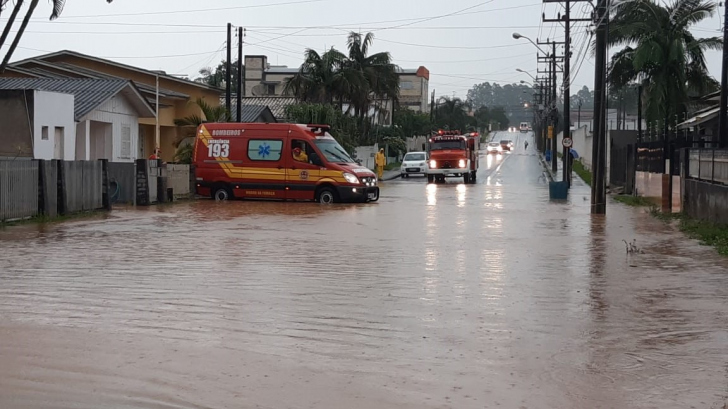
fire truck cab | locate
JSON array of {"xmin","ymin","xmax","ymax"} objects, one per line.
[{"xmin": 426, "ymin": 130, "xmax": 480, "ymax": 184}]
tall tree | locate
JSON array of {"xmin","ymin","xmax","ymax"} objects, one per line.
[
  {"xmin": 283, "ymin": 48, "xmax": 349, "ymax": 105},
  {"xmin": 434, "ymin": 97, "xmax": 473, "ymax": 131},
  {"xmin": 195, "ymin": 60, "xmax": 239, "ymax": 92},
  {"xmin": 343, "ymin": 32, "xmax": 400, "ymax": 123},
  {"xmin": 607, "ymin": 0, "xmax": 721, "ymax": 126},
  {"xmin": 0, "ymin": 0, "xmax": 114, "ymax": 73}
]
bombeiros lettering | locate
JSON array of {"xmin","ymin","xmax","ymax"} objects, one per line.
[{"xmin": 211, "ymin": 130, "xmax": 241, "ymax": 136}]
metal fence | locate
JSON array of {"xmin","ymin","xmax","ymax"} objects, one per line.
[
  {"xmin": 687, "ymin": 149, "xmax": 728, "ymax": 185},
  {"xmin": 62, "ymin": 161, "xmax": 103, "ymax": 213},
  {"xmin": 0, "ymin": 161, "xmax": 38, "ymax": 221}
]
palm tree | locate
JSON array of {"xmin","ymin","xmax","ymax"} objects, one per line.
[
  {"xmin": 173, "ymin": 98, "xmax": 230, "ymax": 164},
  {"xmin": 0, "ymin": 0, "xmax": 114, "ymax": 73},
  {"xmin": 343, "ymin": 32, "xmax": 400, "ymax": 123},
  {"xmin": 435, "ymin": 97, "xmax": 472, "ymax": 131},
  {"xmin": 175, "ymin": 98, "xmax": 231, "ymax": 127},
  {"xmin": 607, "ymin": 0, "xmax": 721, "ymax": 127},
  {"xmin": 283, "ymin": 48, "xmax": 350, "ymax": 105}
]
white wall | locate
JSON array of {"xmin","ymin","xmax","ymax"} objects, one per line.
[
  {"xmin": 557, "ymin": 126, "xmax": 593, "ymax": 170},
  {"xmin": 81, "ymin": 94, "xmax": 140, "ymax": 163},
  {"xmin": 33, "ymin": 90, "xmax": 75, "ymax": 160}
]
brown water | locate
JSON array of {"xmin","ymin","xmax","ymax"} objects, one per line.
[{"xmin": 1, "ymin": 133, "xmax": 728, "ymax": 408}]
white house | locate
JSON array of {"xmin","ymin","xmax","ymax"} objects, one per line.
[{"xmin": 0, "ymin": 78, "xmax": 154, "ymax": 162}]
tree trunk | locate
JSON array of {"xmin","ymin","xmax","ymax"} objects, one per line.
[
  {"xmin": 0, "ymin": 0, "xmax": 24, "ymax": 51},
  {"xmin": 1, "ymin": 0, "xmax": 38, "ymax": 73}
]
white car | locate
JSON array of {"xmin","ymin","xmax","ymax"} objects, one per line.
[
  {"xmin": 400, "ymin": 151, "xmax": 428, "ymax": 178},
  {"xmin": 486, "ymin": 142, "xmax": 503, "ymax": 154}
]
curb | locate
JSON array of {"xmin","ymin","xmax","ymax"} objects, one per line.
[{"xmin": 538, "ymin": 154, "xmax": 555, "ymax": 183}]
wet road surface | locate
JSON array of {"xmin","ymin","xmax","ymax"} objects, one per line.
[{"xmin": 2, "ymin": 132, "xmax": 728, "ymax": 408}]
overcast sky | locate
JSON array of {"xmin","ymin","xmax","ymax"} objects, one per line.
[{"xmin": 1, "ymin": 0, "xmax": 724, "ymax": 99}]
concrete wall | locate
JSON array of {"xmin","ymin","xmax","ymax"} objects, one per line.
[
  {"xmin": 406, "ymin": 136, "xmax": 429, "ymax": 153},
  {"xmin": 684, "ymin": 179, "xmax": 728, "ymax": 224},
  {"xmin": 635, "ymin": 172, "xmax": 681, "ymax": 211},
  {"xmin": 167, "ymin": 164, "xmax": 191, "ymax": 198},
  {"xmin": 0, "ymin": 90, "xmax": 34, "ymax": 158},
  {"xmin": 33, "ymin": 90, "xmax": 75, "ymax": 160},
  {"xmin": 557, "ymin": 126, "xmax": 592, "ymax": 169}
]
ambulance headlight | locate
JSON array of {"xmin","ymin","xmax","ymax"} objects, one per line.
[{"xmin": 343, "ymin": 173, "xmax": 359, "ymax": 184}]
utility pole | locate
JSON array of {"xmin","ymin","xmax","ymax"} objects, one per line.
[
  {"xmin": 226, "ymin": 23, "xmax": 232, "ymax": 116},
  {"xmin": 551, "ymin": 42, "xmax": 558, "ymax": 174},
  {"xmin": 637, "ymin": 84, "xmax": 643, "ymax": 142},
  {"xmin": 591, "ymin": 0, "xmax": 609, "ymax": 214},
  {"xmin": 544, "ymin": 1, "xmax": 592, "ymax": 186},
  {"xmin": 430, "ymin": 90, "xmax": 435, "ymax": 122},
  {"xmin": 537, "ymin": 39, "xmax": 564, "ymax": 173},
  {"xmin": 719, "ymin": 2, "xmax": 728, "ymax": 147},
  {"xmin": 237, "ymin": 26, "xmax": 243, "ymax": 123}
]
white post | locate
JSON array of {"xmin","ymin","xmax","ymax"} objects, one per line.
[{"xmin": 155, "ymin": 74, "xmax": 160, "ymax": 156}]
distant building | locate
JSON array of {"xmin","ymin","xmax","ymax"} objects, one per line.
[{"xmin": 243, "ymin": 55, "xmax": 430, "ymax": 116}]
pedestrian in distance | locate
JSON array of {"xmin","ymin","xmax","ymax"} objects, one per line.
[
  {"xmin": 375, "ymin": 148, "xmax": 386, "ymax": 180},
  {"xmin": 525, "ymin": 141, "xmax": 529, "ymax": 150}
]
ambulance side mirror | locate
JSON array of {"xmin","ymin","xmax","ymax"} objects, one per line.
[{"xmin": 310, "ymin": 153, "xmax": 324, "ymax": 167}]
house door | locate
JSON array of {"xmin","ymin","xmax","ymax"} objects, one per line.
[{"xmin": 54, "ymin": 127, "xmax": 65, "ymax": 159}]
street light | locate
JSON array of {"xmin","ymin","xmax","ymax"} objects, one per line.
[
  {"xmin": 516, "ymin": 68, "xmax": 536, "ymax": 81},
  {"xmin": 512, "ymin": 32, "xmax": 548, "ymax": 54}
]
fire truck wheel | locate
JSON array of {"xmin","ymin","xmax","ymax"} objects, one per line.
[
  {"xmin": 464, "ymin": 173, "xmax": 471, "ymax": 184},
  {"xmin": 317, "ymin": 187, "xmax": 337, "ymax": 204},
  {"xmin": 212, "ymin": 185, "xmax": 232, "ymax": 201},
  {"xmin": 427, "ymin": 175, "xmax": 434, "ymax": 183},
  {"xmin": 470, "ymin": 171, "xmax": 477, "ymax": 182}
]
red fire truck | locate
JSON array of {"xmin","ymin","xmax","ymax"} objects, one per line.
[{"xmin": 426, "ymin": 130, "xmax": 480, "ymax": 184}]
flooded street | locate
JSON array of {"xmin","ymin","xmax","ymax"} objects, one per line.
[{"xmin": 2, "ymin": 132, "xmax": 728, "ymax": 408}]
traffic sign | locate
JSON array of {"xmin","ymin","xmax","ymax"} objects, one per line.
[{"xmin": 562, "ymin": 137, "xmax": 573, "ymax": 148}]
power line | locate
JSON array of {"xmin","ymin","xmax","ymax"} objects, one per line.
[{"xmin": 54, "ymin": 0, "xmax": 328, "ymax": 19}]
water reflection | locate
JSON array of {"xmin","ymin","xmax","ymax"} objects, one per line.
[
  {"xmin": 456, "ymin": 183, "xmax": 466, "ymax": 207},
  {"xmin": 426, "ymin": 183, "xmax": 437, "ymax": 206}
]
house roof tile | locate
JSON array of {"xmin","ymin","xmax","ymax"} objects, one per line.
[{"xmin": 0, "ymin": 78, "xmax": 155, "ymax": 120}]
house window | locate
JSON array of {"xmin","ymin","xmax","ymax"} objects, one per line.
[
  {"xmin": 266, "ymin": 84, "xmax": 276, "ymax": 95},
  {"xmin": 248, "ymin": 139, "xmax": 282, "ymax": 161},
  {"xmin": 41, "ymin": 126, "xmax": 49, "ymax": 140},
  {"xmin": 120, "ymin": 125, "xmax": 131, "ymax": 158},
  {"xmin": 400, "ymin": 81, "xmax": 414, "ymax": 90}
]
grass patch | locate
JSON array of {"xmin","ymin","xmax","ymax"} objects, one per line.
[
  {"xmin": 645, "ymin": 206, "xmax": 728, "ymax": 255},
  {"xmin": 384, "ymin": 162, "xmax": 401, "ymax": 171},
  {"xmin": 678, "ymin": 218, "xmax": 728, "ymax": 256},
  {"xmin": 572, "ymin": 159, "xmax": 591, "ymax": 186},
  {"xmin": 613, "ymin": 195, "xmax": 656, "ymax": 207}
]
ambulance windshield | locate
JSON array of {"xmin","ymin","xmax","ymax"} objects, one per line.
[{"xmin": 313, "ymin": 139, "xmax": 355, "ymax": 163}]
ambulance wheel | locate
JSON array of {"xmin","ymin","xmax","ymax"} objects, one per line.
[
  {"xmin": 317, "ymin": 187, "xmax": 337, "ymax": 204},
  {"xmin": 212, "ymin": 185, "xmax": 232, "ymax": 201}
]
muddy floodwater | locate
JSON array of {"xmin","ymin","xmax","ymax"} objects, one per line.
[{"xmin": 1, "ymin": 133, "xmax": 728, "ymax": 408}]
